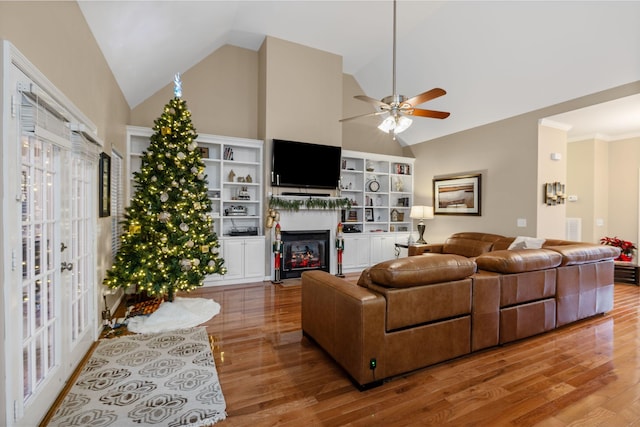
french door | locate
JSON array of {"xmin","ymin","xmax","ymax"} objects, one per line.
[{"xmin": 2, "ymin": 46, "xmax": 98, "ymax": 426}]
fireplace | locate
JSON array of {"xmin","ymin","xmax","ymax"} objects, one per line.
[{"xmin": 280, "ymin": 230, "xmax": 330, "ymax": 279}]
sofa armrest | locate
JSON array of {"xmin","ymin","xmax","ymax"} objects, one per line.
[
  {"xmin": 301, "ymin": 270, "xmax": 387, "ymax": 387},
  {"xmin": 408, "ymin": 243, "xmax": 443, "ymax": 256}
]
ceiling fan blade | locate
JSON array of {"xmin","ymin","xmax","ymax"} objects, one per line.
[
  {"xmin": 400, "ymin": 88, "xmax": 447, "ymax": 108},
  {"xmin": 339, "ymin": 111, "xmax": 387, "ymax": 122},
  {"xmin": 354, "ymin": 95, "xmax": 389, "ymax": 110},
  {"xmin": 408, "ymin": 108, "xmax": 450, "ymax": 119}
]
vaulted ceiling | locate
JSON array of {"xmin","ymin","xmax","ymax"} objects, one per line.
[{"xmin": 78, "ymin": 1, "xmax": 640, "ymax": 146}]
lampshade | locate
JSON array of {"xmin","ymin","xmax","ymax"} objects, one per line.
[
  {"xmin": 378, "ymin": 115, "xmax": 413, "ymax": 134},
  {"xmin": 410, "ymin": 205, "xmax": 434, "ymax": 220}
]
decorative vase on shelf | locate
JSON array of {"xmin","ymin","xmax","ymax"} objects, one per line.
[{"xmin": 618, "ymin": 254, "xmax": 633, "ymax": 262}]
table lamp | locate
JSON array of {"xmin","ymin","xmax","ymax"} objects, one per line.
[{"xmin": 410, "ymin": 205, "xmax": 434, "ymax": 244}]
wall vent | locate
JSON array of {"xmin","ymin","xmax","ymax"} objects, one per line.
[{"xmin": 566, "ymin": 218, "xmax": 582, "ymax": 241}]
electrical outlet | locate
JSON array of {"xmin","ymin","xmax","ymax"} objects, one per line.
[{"xmin": 369, "ymin": 358, "xmax": 377, "ymax": 370}]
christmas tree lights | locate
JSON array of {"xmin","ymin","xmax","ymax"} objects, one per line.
[{"xmin": 104, "ymin": 77, "xmax": 225, "ymax": 300}]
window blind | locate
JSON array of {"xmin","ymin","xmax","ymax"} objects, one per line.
[{"xmin": 110, "ymin": 150, "xmax": 124, "ymax": 259}]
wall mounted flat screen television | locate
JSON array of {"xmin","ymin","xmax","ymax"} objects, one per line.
[{"xmin": 271, "ymin": 139, "xmax": 342, "ymax": 190}]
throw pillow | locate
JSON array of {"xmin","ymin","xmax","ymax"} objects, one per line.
[{"xmin": 508, "ymin": 236, "xmax": 545, "ymax": 250}]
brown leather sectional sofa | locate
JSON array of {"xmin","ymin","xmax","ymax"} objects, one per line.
[{"xmin": 301, "ymin": 232, "xmax": 620, "ymax": 389}]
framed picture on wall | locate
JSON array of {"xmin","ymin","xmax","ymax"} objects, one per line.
[
  {"xmin": 99, "ymin": 152, "xmax": 111, "ymax": 217},
  {"xmin": 433, "ymin": 173, "xmax": 481, "ymax": 216}
]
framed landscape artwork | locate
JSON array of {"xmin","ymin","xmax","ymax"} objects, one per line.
[{"xmin": 433, "ymin": 174, "xmax": 481, "ymax": 216}]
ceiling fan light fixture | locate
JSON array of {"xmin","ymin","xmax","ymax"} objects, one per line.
[
  {"xmin": 395, "ymin": 115, "xmax": 412, "ymax": 133},
  {"xmin": 378, "ymin": 115, "xmax": 396, "ymax": 133},
  {"xmin": 378, "ymin": 115, "xmax": 412, "ymax": 134}
]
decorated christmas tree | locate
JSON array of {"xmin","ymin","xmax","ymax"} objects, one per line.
[{"xmin": 104, "ymin": 75, "xmax": 225, "ymax": 301}]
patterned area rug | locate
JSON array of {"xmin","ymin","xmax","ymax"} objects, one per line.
[{"xmin": 49, "ymin": 327, "xmax": 226, "ymax": 426}]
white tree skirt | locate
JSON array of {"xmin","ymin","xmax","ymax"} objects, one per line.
[{"xmin": 127, "ymin": 297, "xmax": 220, "ymax": 334}]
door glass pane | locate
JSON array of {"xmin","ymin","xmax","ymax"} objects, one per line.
[
  {"xmin": 21, "ymin": 135, "xmax": 59, "ymax": 404},
  {"xmin": 22, "ymin": 284, "xmax": 30, "ymax": 341},
  {"xmin": 21, "ymin": 135, "xmax": 30, "ymax": 163},
  {"xmin": 35, "ymin": 279, "xmax": 42, "ymax": 329},
  {"xmin": 46, "ymin": 223, "xmax": 54, "ymax": 271},
  {"xmin": 48, "ymin": 326, "xmax": 55, "ymax": 370},
  {"xmin": 34, "ymin": 168, "xmax": 42, "ymax": 222},
  {"xmin": 47, "ymin": 274, "xmax": 54, "ymax": 321},
  {"xmin": 21, "ymin": 226, "xmax": 29, "ymax": 279},
  {"xmin": 34, "ymin": 223, "xmax": 42, "ymax": 279},
  {"xmin": 35, "ymin": 334, "xmax": 44, "ymax": 385},
  {"xmin": 23, "ymin": 345, "xmax": 31, "ymax": 400},
  {"xmin": 46, "ymin": 171, "xmax": 54, "ymax": 220}
]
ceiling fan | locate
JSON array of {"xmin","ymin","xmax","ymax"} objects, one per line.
[{"xmin": 341, "ymin": 0, "xmax": 450, "ymax": 137}]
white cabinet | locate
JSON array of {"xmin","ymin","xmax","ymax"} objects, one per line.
[
  {"xmin": 340, "ymin": 150, "xmax": 414, "ymax": 235},
  {"xmin": 126, "ymin": 126, "xmax": 265, "ymax": 285},
  {"xmin": 370, "ymin": 235, "xmax": 398, "ymax": 264},
  {"xmin": 218, "ymin": 237, "xmax": 265, "ymax": 284},
  {"xmin": 342, "ymin": 235, "xmax": 371, "ymax": 270},
  {"xmin": 342, "ymin": 233, "xmax": 412, "ymax": 271}
]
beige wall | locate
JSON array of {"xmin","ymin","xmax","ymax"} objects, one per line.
[
  {"xmin": 130, "ymin": 44, "xmax": 259, "ymax": 139},
  {"xmin": 567, "ymin": 137, "xmax": 609, "ymax": 243},
  {"xmin": 0, "ymin": 2, "xmax": 129, "ymax": 152},
  {"xmin": 608, "ymin": 136, "xmax": 640, "ymax": 245},
  {"xmin": 0, "ymin": 1, "xmax": 130, "ymax": 291},
  {"xmin": 133, "ymin": 42, "xmax": 408, "ymax": 163},
  {"xmin": 408, "ymin": 81, "xmax": 640, "ymax": 244},
  {"xmin": 260, "ymin": 36, "xmax": 342, "ymax": 147},
  {"xmin": 567, "ymin": 135, "xmax": 640, "ymax": 246},
  {"xmin": 537, "ymin": 124, "xmax": 567, "ymax": 239},
  {"xmin": 410, "ymin": 113, "xmax": 539, "ymax": 243},
  {"xmin": 259, "ymin": 36, "xmax": 342, "ymax": 195}
]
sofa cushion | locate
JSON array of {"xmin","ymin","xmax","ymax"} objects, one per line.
[
  {"xmin": 443, "ymin": 238, "xmax": 494, "ymax": 258},
  {"xmin": 360, "ymin": 254, "xmax": 476, "ymax": 289},
  {"xmin": 476, "ymin": 249, "xmax": 562, "ymax": 274},
  {"xmin": 442, "ymin": 232, "xmax": 505, "ymax": 257},
  {"xmin": 500, "ymin": 269, "xmax": 557, "ymax": 306},
  {"xmin": 546, "ymin": 244, "xmax": 620, "ymax": 266},
  {"xmin": 368, "ymin": 279, "xmax": 472, "ymax": 331}
]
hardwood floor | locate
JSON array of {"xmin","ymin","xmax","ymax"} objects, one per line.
[
  {"xmin": 190, "ymin": 278, "xmax": 640, "ymax": 426},
  {"xmin": 44, "ymin": 278, "xmax": 640, "ymax": 426}
]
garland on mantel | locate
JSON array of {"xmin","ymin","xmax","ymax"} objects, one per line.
[{"xmin": 268, "ymin": 195, "xmax": 352, "ymax": 212}]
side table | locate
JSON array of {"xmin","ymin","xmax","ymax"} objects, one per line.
[
  {"xmin": 408, "ymin": 244, "xmax": 432, "ymax": 257},
  {"xmin": 614, "ymin": 261, "xmax": 640, "ymax": 285}
]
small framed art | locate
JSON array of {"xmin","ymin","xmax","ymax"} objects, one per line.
[{"xmin": 98, "ymin": 152, "xmax": 111, "ymax": 217}]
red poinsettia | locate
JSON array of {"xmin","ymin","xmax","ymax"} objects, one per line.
[{"xmin": 600, "ymin": 236, "xmax": 637, "ymax": 261}]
